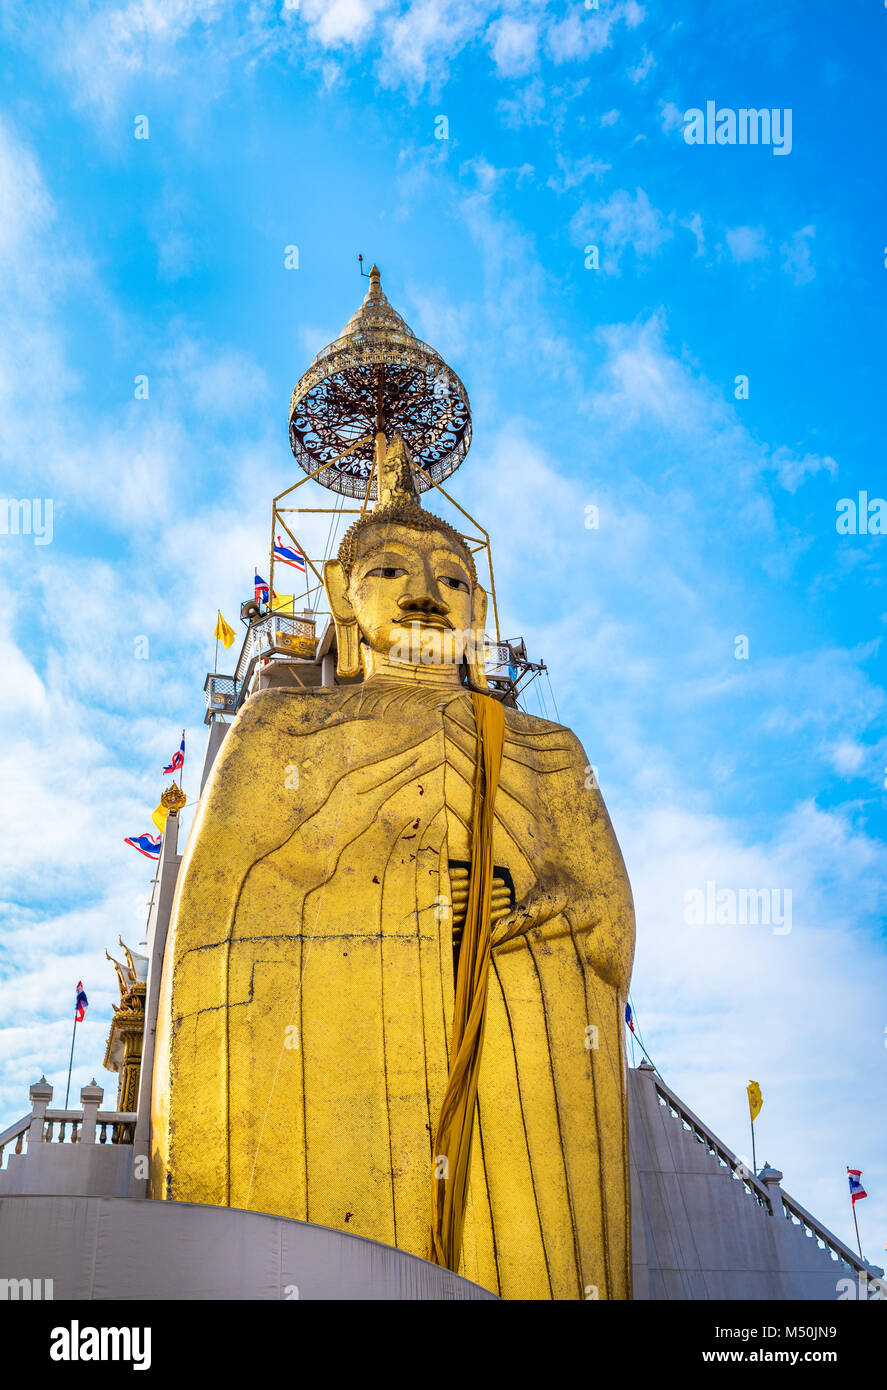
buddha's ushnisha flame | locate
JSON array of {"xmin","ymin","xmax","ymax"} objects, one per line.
[{"xmin": 336, "ymin": 435, "xmax": 478, "ymax": 583}]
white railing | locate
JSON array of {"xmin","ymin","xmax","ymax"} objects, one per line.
[{"xmin": 0, "ymin": 1078, "xmax": 136, "ymax": 1169}]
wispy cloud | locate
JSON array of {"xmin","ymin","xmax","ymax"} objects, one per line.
[{"xmin": 571, "ymin": 186, "xmax": 672, "ymax": 273}]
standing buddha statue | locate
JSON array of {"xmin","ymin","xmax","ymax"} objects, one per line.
[{"xmin": 150, "ymin": 285, "xmax": 636, "ymax": 1301}]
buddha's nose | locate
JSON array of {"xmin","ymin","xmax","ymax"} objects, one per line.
[{"xmin": 397, "ymin": 591, "xmax": 450, "ymax": 616}]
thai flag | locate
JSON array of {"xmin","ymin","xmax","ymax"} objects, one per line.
[
  {"xmin": 255, "ymin": 571, "xmax": 270, "ymax": 604},
  {"xmin": 625, "ymin": 1002, "xmax": 635, "ymax": 1033},
  {"xmin": 274, "ymin": 536, "xmax": 307, "ymax": 572},
  {"xmin": 75, "ymin": 981, "xmax": 88, "ymax": 1023},
  {"xmin": 163, "ymin": 733, "xmax": 185, "ymax": 776},
  {"xmin": 124, "ymin": 833, "xmax": 162, "ymax": 860},
  {"xmin": 847, "ymin": 1168, "xmax": 867, "ymax": 1204}
]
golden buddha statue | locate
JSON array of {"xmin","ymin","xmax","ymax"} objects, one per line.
[{"xmin": 151, "ymin": 432, "xmax": 635, "ymax": 1300}]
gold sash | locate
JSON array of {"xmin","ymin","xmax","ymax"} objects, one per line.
[{"xmin": 429, "ymin": 692, "xmax": 505, "ymax": 1270}]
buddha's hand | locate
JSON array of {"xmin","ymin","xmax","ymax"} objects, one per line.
[
  {"xmin": 491, "ymin": 889, "xmax": 566, "ymax": 946},
  {"xmin": 492, "ymin": 870, "xmax": 593, "ymax": 949}
]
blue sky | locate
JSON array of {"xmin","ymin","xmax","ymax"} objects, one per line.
[{"xmin": 0, "ymin": 0, "xmax": 884, "ymax": 1263}]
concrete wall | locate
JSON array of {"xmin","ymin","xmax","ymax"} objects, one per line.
[
  {"xmin": 0, "ymin": 1196, "xmax": 496, "ymax": 1300},
  {"xmin": 3, "ymin": 1060, "xmax": 876, "ymax": 1300},
  {"xmin": 0, "ymin": 1145, "xmax": 132, "ymax": 1198},
  {"xmin": 628, "ymin": 1064, "xmax": 880, "ymax": 1300}
]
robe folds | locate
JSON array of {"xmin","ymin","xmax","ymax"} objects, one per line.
[{"xmin": 150, "ymin": 679, "xmax": 636, "ymax": 1299}]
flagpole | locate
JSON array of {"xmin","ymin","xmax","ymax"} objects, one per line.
[
  {"xmin": 750, "ymin": 1114, "xmax": 757, "ymax": 1178},
  {"xmin": 851, "ymin": 1189, "xmax": 863, "ymax": 1260},
  {"xmin": 63, "ymin": 1005, "xmax": 78, "ymax": 1108}
]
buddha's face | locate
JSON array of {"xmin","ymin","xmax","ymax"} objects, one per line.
[{"xmin": 346, "ymin": 522, "xmax": 477, "ymax": 666}]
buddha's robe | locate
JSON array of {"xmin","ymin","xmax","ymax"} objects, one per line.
[{"xmin": 150, "ymin": 680, "xmax": 635, "ymax": 1299}]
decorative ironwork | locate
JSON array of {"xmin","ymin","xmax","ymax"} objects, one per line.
[{"xmin": 288, "ymin": 265, "xmax": 472, "ymax": 499}]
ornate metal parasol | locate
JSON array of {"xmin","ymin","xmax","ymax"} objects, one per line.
[{"xmin": 288, "ymin": 265, "xmax": 472, "ymax": 500}]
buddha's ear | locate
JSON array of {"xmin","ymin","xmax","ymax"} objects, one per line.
[
  {"xmin": 466, "ymin": 584, "xmax": 489, "ymax": 691},
  {"xmin": 323, "ymin": 559, "xmax": 361, "ymax": 678}
]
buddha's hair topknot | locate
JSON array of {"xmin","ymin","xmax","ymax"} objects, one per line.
[{"xmin": 336, "ymin": 499, "xmax": 478, "ymax": 583}]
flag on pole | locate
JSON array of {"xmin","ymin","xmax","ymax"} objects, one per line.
[
  {"xmin": 747, "ymin": 1080, "xmax": 763, "ymax": 1123},
  {"xmin": 847, "ymin": 1169, "xmax": 867, "ymax": 1204},
  {"xmin": 272, "ymin": 590, "xmax": 294, "ymax": 614},
  {"xmin": 624, "ymin": 1002, "xmax": 635, "ymax": 1033},
  {"xmin": 214, "ymin": 611, "xmax": 236, "ymax": 649},
  {"xmin": 274, "ymin": 536, "xmax": 307, "ymax": 572},
  {"xmin": 152, "ymin": 801, "xmax": 169, "ymax": 833},
  {"xmin": 124, "ymin": 833, "xmax": 162, "ymax": 860},
  {"xmin": 163, "ymin": 733, "xmax": 185, "ymax": 776},
  {"xmin": 255, "ymin": 572, "xmax": 270, "ymax": 604},
  {"xmin": 75, "ymin": 981, "xmax": 88, "ymax": 1023}
]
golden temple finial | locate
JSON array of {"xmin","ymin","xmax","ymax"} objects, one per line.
[
  {"xmin": 288, "ymin": 264, "xmax": 472, "ymax": 501},
  {"xmin": 105, "ymin": 949, "xmax": 129, "ymax": 999},
  {"xmin": 160, "ymin": 783, "xmax": 187, "ymax": 815}
]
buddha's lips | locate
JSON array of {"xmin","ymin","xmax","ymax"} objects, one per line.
[{"xmin": 396, "ymin": 615, "xmax": 454, "ymax": 629}]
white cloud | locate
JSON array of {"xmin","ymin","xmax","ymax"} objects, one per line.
[
  {"xmin": 627, "ymin": 45, "xmax": 654, "ymax": 83},
  {"xmin": 601, "ymin": 107, "xmax": 620, "ymax": 127},
  {"xmin": 0, "ymin": 115, "xmax": 55, "ymax": 273},
  {"xmin": 23, "ymin": 0, "xmax": 646, "ymax": 111},
  {"xmin": 301, "ymin": 0, "xmax": 386, "ymax": 46},
  {"xmin": 487, "ymin": 14, "xmax": 538, "ymax": 76},
  {"xmin": 572, "ymin": 187, "xmax": 672, "ymax": 274},
  {"xmin": 826, "ymin": 739, "xmax": 867, "ymax": 776},
  {"xmin": 54, "ymin": 0, "xmax": 231, "ymax": 112},
  {"xmin": 546, "ymin": 0, "xmax": 645, "ymax": 65},
  {"xmin": 459, "ymin": 156, "xmax": 534, "ymax": 195},
  {"xmin": 375, "ymin": 0, "xmax": 491, "ymax": 93},
  {"xmin": 726, "ymin": 224, "xmax": 769, "ymax": 263},
  {"xmin": 781, "ymin": 224, "xmax": 816, "ymax": 286},
  {"xmin": 770, "ymin": 445, "xmax": 837, "ymax": 493},
  {"xmin": 660, "ymin": 99, "xmax": 684, "ymax": 133},
  {"xmin": 546, "ymin": 150, "xmax": 610, "ymax": 194},
  {"xmin": 497, "ymin": 78, "xmax": 546, "ymax": 129},
  {"xmin": 158, "ymin": 338, "xmax": 271, "ymax": 421},
  {"xmin": 680, "ymin": 211, "xmax": 705, "ymax": 257}
]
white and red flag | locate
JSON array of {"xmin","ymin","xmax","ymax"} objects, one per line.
[{"xmin": 847, "ymin": 1168, "xmax": 867, "ymax": 1204}]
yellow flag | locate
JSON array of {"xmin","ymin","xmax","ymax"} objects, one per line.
[
  {"xmin": 214, "ymin": 610, "xmax": 236, "ymax": 649},
  {"xmin": 747, "ymin": 1080, "xmax": 763, "ymax": 1123},
  {"xmin": 152, "ymin": 801, "xmax": 169, "ymax": 833},
  {"xmin": 272, "ymin": 591, "xmax": 294, "ymax": 615}
]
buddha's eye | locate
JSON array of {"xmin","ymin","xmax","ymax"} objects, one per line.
[
  {"xmin": 367, "ymin": 566, "xmax": 406, "ymax": 579},
  {"xmin": 439, "ymin": 575, "xmax": 469, "ymax": 592}
]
